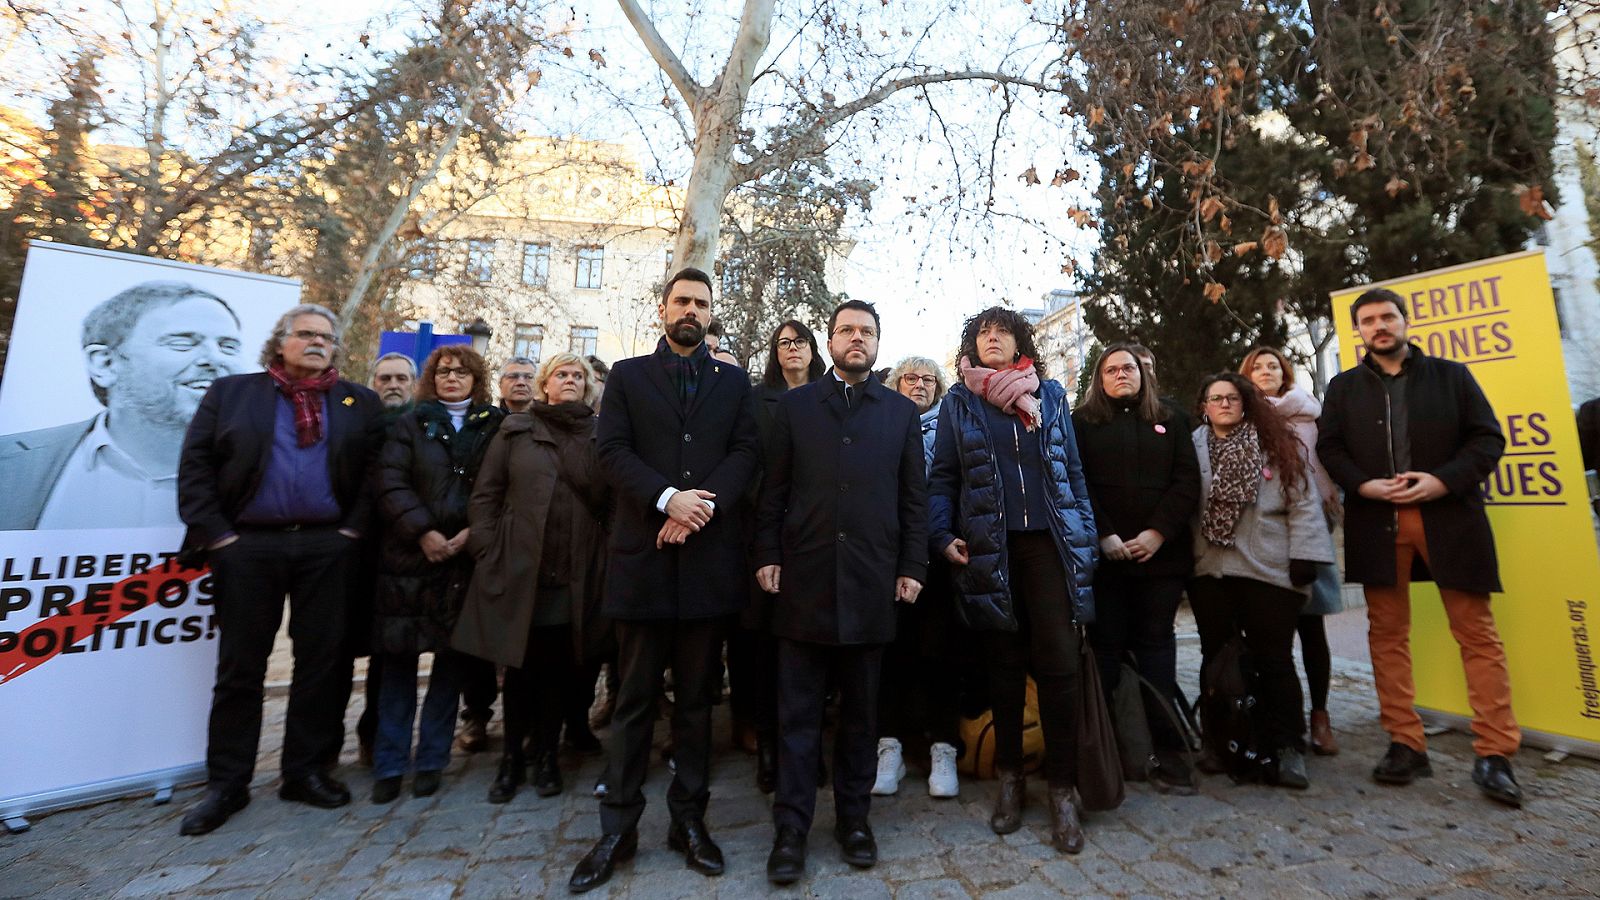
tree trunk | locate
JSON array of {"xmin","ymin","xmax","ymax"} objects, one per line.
[{"xmin": 336, "ymin": 91, "xmax": 478, "ymax": 335}]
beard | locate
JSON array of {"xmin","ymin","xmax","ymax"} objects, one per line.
[
  {"xmin": 833, "ymin": 351, "xmax": 876, "ymax": 375},
  {"xmin": 668, "ymin": 318, "xmax": 705, "ymax": 346}
]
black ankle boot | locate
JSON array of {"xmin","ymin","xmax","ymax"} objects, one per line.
[
  {"xmin": 532, "ymin": 751, "xmax": 564, "ymax": 797},
  {"xmin": 488, "ymin": 755, "xmax": 523, "ymax": 804}
]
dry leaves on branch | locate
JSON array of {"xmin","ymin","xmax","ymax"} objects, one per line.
[
  {"xmin": 1067, "ymin": 207, "xmax": 1097, "ymax": 228},
  {"xmin": 1141, "ymin": 195, "xmax": 1154, "ymax": 210},
  {"xmin": 1060, "ymin": 260, "xmax": 1075, "ymax": 275},
  {"xmin": 588, "ymin": 50, "xmax": 606, "ymax": 67},
  {"xmin": 1198, "ymin": 196, "xmax": 1224, "ymax": 223},
  {"xmin": 1203, "ymin": 282, "xmax": 1226, "ymax": 302},
  {"xmin": 1385, "ymin": 175, "xmax": 1409, "ymax": 197},
  {"xmin": 1051, "ymin": 168, "xmax": 1080, "ymax": 186},
  {"xmin": 1219, "ymin": 215, "xmax": 1232, "ymax": 235},
  {"xmin": 1232, "ymin": 241, "xmax": 1258, "ymax": 256},
  {"xmin": 1204, "ymin": 240, "xmax": 1223, "ymax": 264},
  {"xmin": 1089, "ymin": 106, "xmax": 1105, "ymax": 126},
  {"xmin": 1518, "ymin": 184, "xmax": 1554, "ymax": 220},
  {"xmin": 1260, "ymin": 227, "xmax": 1288, "ymax": 259},
  {"xmin": 1180, "ymin": 159, "xmax": 1214, "ymax": 178},
  {"xmin": 1020, "ymin": 166, "xmax": 1041, "ymax": 185}
]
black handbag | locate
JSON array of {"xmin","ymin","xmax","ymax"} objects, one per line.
[{"xmin": 1074, "ymin": 630, "xmax": 1125, "ymax": 811}]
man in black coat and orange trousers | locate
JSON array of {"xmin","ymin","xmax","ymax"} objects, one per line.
[{"xmin": 755, "ymin": 299, "xmax": 929, "ymax": 884}]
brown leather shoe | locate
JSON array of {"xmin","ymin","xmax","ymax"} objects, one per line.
[
  {"xmin": 1309, "ymin": 710, "xmax": 1339, "ymax": 756},
  {"xmin": 456, "ymin": 716, "xmax": 489, "ymax": 754},
  {"xmin": 1048, "ymin": 786, "xmax": 1085, "ymax": 854},
  {"xmin": 989, "ymin": 768, "xmax": 1024, "ymax": 835}
]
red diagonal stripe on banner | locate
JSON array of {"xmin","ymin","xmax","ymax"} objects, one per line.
[{"xmin": 0, "ymin": 560, "xmax": 208, "ymax": 685}]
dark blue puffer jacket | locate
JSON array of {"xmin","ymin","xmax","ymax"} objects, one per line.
[{"xmin": 928, "ymin": 380, "xmax": 1098, "ymax": 629}]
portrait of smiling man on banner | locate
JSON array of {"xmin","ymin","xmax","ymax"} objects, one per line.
[{"xmin": 0, "ymin": 280, "xmax": 245, "ymax": 531}]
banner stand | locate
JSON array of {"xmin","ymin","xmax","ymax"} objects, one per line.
[
  {"xmin": 1420, "ymin": 711, "xmax": 1600, "ymax": 762},
  {"xmin": 1, "ymin": 762, "xmax": 206, "ymax": 833}
]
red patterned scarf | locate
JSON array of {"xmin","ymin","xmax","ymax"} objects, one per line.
[
  {"xmin": 268, "ymin": 362, "xmax": 340, "ymax": 447},
  {"xmin": 959, "ymin": 354, "xmax": 1042, "ymax": 431}
]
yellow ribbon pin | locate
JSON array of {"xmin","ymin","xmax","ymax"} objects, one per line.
[{"xmin": 342, "ymin": 396, "xmax": 355, "ymax": 406}]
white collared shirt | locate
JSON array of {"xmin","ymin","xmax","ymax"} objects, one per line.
[{"xmin": 36, "ymin": 412, "xmax": 181, "ymax": 529}]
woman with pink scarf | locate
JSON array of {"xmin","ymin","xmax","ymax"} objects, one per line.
[{"xmin": 927, "ymin": 306, "xmax": 1100, "ymax": 855}]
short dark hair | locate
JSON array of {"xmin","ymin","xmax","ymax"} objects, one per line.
[
  {"xmin": 827, "ymin": 299, "xmax": 880, "ymax": 336},
  {"xmin": 662, "ymin": 266, "xmax": 713, "ymax": 303},
  {"xmin": 761, "ymin": 319, "xmax": 826, "ymax": 389},
  {"xmin": 955, "ymin": 306, "xmax": 1048, "ymax": 379},
  {"xmin": 705, "ymin": 319, "xmax": 726, "ymax": 339},
  {"xmin": 1350, "ymin": 288, "xmax": 1407, "ymax": 326},
  {"xmin": 81, "ymin": 281, "xmax": 239, "ymax": 404},
  {"xmin": 585, "ymin": 354, "xmax": 610, "ymax": 380}
]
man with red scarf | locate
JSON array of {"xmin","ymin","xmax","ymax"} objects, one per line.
[{"xmin": 176, "ymin": 303, "xmax": 386, "ymax": 836}]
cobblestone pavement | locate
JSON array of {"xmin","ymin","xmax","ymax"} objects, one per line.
[{"xmin": 3, "ymin": 634, "xmax": 1597, "ymax": 899}]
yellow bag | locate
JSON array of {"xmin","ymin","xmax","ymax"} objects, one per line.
[{"xmin": 957, "ymin": 677, "xmax": 1045, "ymax": 778}]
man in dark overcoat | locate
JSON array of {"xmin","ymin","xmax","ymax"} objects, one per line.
[
  {"xmin": 1317, "ymin": 287, "xmax": 1521, "ymax": 807},
  {"xmin": 755, "ymin": 300, "xmax": 929, "ymax": 884},
  {"xmin": 568, "ymin": 267, "xmax": 760, "ymax": 893},
  {"xmin": 175, "ymin": 303, "xmax": 386, "ymax": 835}
]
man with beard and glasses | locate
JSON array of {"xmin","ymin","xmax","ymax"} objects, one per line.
[
  {"xmin": 175, "ymin": 303, "xmax": 386, "ymax": 835},
  {"xmin": 0, "ymin": 281, "xmax": 244, "ymax": 530},
  {"xmin": 569, "ymin": 267, "xmax": 760, "ymax": 893},
  {"xmin": 756, "ymin": 300, "xmax": 928, "ymax": 884},
  {"xmin": 1317, "ymin": 287, "xmax": 1522, "ymax": 807}
]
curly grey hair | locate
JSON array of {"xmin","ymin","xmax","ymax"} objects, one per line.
[
  {"xmin": 259, "ymin": 303, "xmax": 342, "ymax": 369},
  {"xmin": 886, "ymin": 356, "xmax": 948, "ymax": 409}
]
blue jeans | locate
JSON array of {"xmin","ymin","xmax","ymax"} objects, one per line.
[{"xmin": 373, "ymin": 649, "xmax": 461, "ymax": 779}]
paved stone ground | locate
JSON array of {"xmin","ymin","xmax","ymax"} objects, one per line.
[{"xmin": 3, "ymin": 614, "xmax": 1597, "ymax": 899}]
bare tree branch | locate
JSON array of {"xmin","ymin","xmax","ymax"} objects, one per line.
[{"xmin": 616, "ymin": 0, "xmax": 703, "ymax": 107}]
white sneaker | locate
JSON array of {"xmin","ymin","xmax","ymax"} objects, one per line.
[
  {"xmin": 871, "ymin": 737, "xmax": 906, "ymax": 795},
  {"xmin": 928, "ymin": 742, "xmax": 960, "ymax": 798}
]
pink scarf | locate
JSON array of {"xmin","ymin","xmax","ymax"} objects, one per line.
[{"xmin": 959, "ymin": 355, "xmax": 1041, "ymax": 431}]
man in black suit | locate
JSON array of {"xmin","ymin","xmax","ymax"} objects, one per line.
[
  {"xmin": 175, "ymin": 303, "xmax": 386, "ymax": 836},
  {"xmin": 755, "ymin": 300, "xmax": 929, "ymax": 884},
  {"xmin": 569, "ymin": 268, "xmax": 760, "ymax": 893}
]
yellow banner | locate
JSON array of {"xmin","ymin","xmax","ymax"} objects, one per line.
[{"xmin": 1331, "ymin": 250, "xmax": 1600, "ymax": 753}]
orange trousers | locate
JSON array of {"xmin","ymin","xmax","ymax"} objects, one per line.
[{"xmin": 1362, "ymin": 505, "xmax": 1520, "ymax": 757}]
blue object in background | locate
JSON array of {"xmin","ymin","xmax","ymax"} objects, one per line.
[{"xmin": 379, "ymin": 322, "xmax": 471, "ymax": 370}]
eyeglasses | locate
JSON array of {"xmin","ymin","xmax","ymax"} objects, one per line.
[
  {"xmin": 1103, "ymin": 364, "xmax": 1139, "ymax": 377},
  {"xmin": 833, "ymin": 325, "xmax": 878, "ymax": 340},
  {"xmin": 776, "ymin": 337, "xmax": 808, "ymax": 350},
  {"xmin": 289, "ymin": 329, "xmax": 337, "ymax": 344},
  {"xmin": 436, "ymin": 366, "xmax": 472, "ymax": 378},
  {"xmin": 502, "ymin": 372, "xmax": 535, "ymax": 382},
  {"xmin": 1204, "ymin": 394, "xmax": 1242, "ymax": 406},
  {"xmin": 900, "ymin": 373, "xmax": 938, "ymax": 387}
]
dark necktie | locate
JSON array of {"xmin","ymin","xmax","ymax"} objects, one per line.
[{"xmin": 844, "ymin": 383, "xmax": 854, "ymax": 409}]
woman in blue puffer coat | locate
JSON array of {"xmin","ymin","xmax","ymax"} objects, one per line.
[{"xmin": 928, "ymin": 306, "xmax": 1098, "ymax": 855}]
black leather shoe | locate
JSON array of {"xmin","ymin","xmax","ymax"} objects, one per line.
[
  {"xmin": 371, "ymin": 776, "xmax": 401, "ymax": 804},
  {"xmin": 756, "ymin": 737, "xmax": 777, "ymax": 794},
  {"xmin": 178, "ymin": 786, "xmax": 249, "ymax": 835},
  {"xmin": 1473, "ymin": 755, "xmax": 1523, "ymax": 807},
  {"xmin": 668, "ymin": 817, "xmax": 726, "ymax": 875},
  {"xmin": 278, "ymin": 772, "xmax": 351, "ymax": 808},
  {"xmin": 767, "ymin": 825, "xmax": 807, "ymax": 885},
  {"xmin": 532, "ymin": 752, "xmax": 564, "ymax": 797},
  {"xmin": 1372, "ymin": 742, "xmax": 1432, "ymax": 785},
  {"xmin": 488, "ymin": 756, "xmax": 523, "ymax": 804},
  {"xmin": 413, "ymin": 771, "xmax": 441, "ymax": 798},
  {"xmin": 568, "ymin": 831, "xmax": 638, "ymax": 893},
  {"xmin": 1272, "ymin": 746, "xmax": 1309, "ymax": 790},
  {"xmin": 833, "ymin": 817, "xmax": 877, "ymax": 868}
]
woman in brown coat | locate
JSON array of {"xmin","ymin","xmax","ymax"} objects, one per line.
[{"xmin": 454, "ymin": 352, "xmax": 610, "ymax": 803}]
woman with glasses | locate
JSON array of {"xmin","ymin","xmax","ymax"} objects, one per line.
[
  {"xmin": 928, "ymin": 307, "xmax": 1098, "ymax": 854},
  {"xmin": 454, "ymin": 352, "xmax": 609, "ymax": 804},
  {"xmin": 370, "ymin": 347, "xmax": 504, "ymax": 802},
  {"xmin": 872, "ymin": 357, "xmax": 963, "ymax": 799},
  {"xmin": 1189, "ymin": 373, "xmax": 1333, "ymax": 790},
  {"xmin": 1072, "ymin": 343, "xmax": 1200, "ymax": 793},
  {"xmin": 1239, "ymin": 346, "xmax": 1344, "ymax": 755},
  {"xmin": 729, "ymin": 320, "xmax": 826, "ymax": 792}
]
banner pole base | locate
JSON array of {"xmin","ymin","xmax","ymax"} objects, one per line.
[
  {"xmin": 152, "ymin": 787, "xmax": 173, "ymax": 805},
  {"xmin": 3, "ymin": 815, "xmax": 30, "ymax": 834}
]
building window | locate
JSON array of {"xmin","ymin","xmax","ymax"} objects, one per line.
[
  {"xmin": 576, "ymin": 246, "xmax": 604, "ymax": 289},
  {"xmin": 465, "ymin": 239, "xmax": 495, "ymax": 284},
  {"xmin": 513, "ymin": 323, "xmax": 544, "ymax": 361},
  {"xmin": 407, "ymin": 240, "xmax": 439, "ymax": 281},
  {"xmin": 570, "ymin": 325, "xmax": 598, "ymax": 357},
  {"xmin": 521, "ymin": 242, "xmax": 551, "ymax": 287}
]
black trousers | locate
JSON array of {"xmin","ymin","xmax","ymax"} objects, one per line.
[
  {"xmin": 727, "ymin": 624, "xmax": 778, "ymax": 736},
  {"xmin": 205, "ymin": 526, "xmax": 353, "ymax": 790},
  {"xmin": 878, "ymin": 569, "xmax": 962, "ymax": 751},
  {"xmin": 1188, "ymin": 575, "xmax": 1305, "ymax": 751},
  {"xmin": 774, "ymin": 638, "xmax": 884, "ymax": 833},
  {"xmin": 503, "ymin": 625, "xmax": 570, "ymax": 761},
  {"xmin": 1088, "ymin": 567, "xmax": 1186, "ymax": 750},
  {"xmin": 984, "ymin": 530, "xmax": 1082, "ymax": 787},
  {"xmin": 566, "ymin": 658, "xmax": 603, "ymax": 737},
  {"xmin": 600, "ymin": 617, "xmax": 726, "ymax": 834},
  {"xmin": 458, "ymin": 654, "xmax": 499, "ymax": 723}
]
